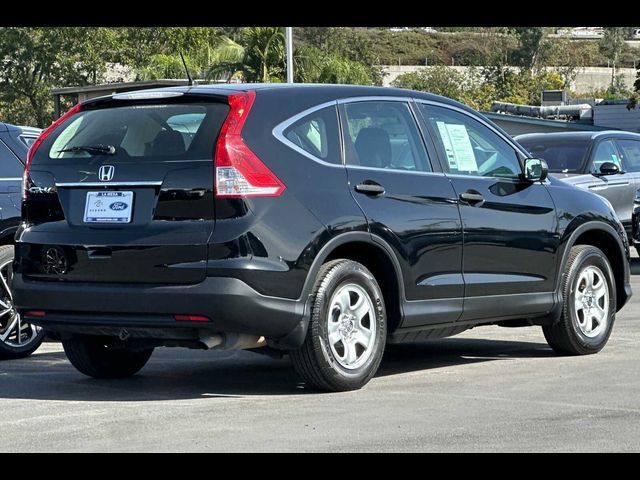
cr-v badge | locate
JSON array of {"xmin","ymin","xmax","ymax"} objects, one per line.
[{"xmin": 98, "ymin": 165, "xmax": 115, "ymax": 182}]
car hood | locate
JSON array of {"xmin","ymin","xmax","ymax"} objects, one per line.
[{"xmin": 549, "ymin": 172, "xmax": 595, "ymax": 186}]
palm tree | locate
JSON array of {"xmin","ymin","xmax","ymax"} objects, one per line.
[{"xmin": 207, "ymin": 27, "xmax": 286, "ymax": 83}]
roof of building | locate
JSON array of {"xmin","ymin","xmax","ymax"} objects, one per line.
[
  {"xmin": 482, "ymin": 112, "xmax": 612, "ymax": 132},
  {"xmin": 514, "ymin": 130, "xmax": 640, "ymax": 141}
]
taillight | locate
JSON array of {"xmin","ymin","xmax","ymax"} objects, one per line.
[
  {"xmin": 215, "ymin": 91, "xmax": 285, "ymax": 198},
  {"xmin": 23, "ymin": 103, "xmax": 82, "ymax": 200}
]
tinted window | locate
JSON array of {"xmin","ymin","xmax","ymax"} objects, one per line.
[
  {"xmin": 283, "ymin": 106, "xmax": 340, "ymax": 163},
  {"xmin": 617, "ymin": 139, "xmax": 640, "ymax": 172},
  {"xmin": 420, "ymin": 104, "xmax": 521, "ymax": 178},
  {"xmin": 0, "ymin": 141, "xmax": 25, "ymax": 177},
  {"xmin": 517, "ymin": 138, "xmax": 589, "ymax": 173},
  {"xmin": 19, "ymin": 135, "xmax": 38, "ymax": 149},
  {"xmin": 590, "ymin": 140, "xmax": 621, "ymax": 173},
  {"xmin": 341, "ymin": 101, "xmax": 431, "ymax": 172},
  {"xmin": 39, "ymin": 102, "xmax": 228, "ymax": 164}
]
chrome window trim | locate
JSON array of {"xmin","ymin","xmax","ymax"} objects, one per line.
[
  {"xmin": 413, "ymin": 99, "xmax": 533, "ymax": 180},
  {"xmin": 56, "ymin": 181, "xmax": 163, "ymax": 188},
  {"xmin": 346, "ymin": 164, "xmax": 445, "ymax": 177},
  {"xmin": 272, "ymin": 100, "xmax": 344, "ymax": 168}
]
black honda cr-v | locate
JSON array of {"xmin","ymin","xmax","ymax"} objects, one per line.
[{"xmin": 11, "ymin": 84, "xmax": 632, "ymax": 391}]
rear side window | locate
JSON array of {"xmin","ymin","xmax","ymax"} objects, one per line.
[
  {"xmin": 19, "ymin": 136, "xmax": 38, "ymax": 149},
  {"xmin": 282, "ymin": 106, "xmax": 341, "ymax": 164},
  {"xmin": 340, "ymin": 101, "xmax": 431, "ymax": 172},
  {"xmin": 41, "ymin": 102, "xmax": 228, "ymax": 163},
  {"xmin": 0, "ymin": 141, "xmax": 25, "ymax": 177}
]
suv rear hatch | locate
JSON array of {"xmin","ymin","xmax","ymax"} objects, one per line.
[{"xmin": 20, "ymin": 90, "xmax": 229, "ymax": 284}]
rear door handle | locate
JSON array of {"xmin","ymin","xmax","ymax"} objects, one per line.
[
  {"xmin": 355, "ymin": 182, "xmax": 385, "ymax": 196},
  {"xmin": 459, "ymin": 191, "xmax": 485, "ymax": 205}
]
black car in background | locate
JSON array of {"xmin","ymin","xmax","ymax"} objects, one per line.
[
  {"xmin": 11, "ymin": 85, "xmax": 632, "ymax": 391},
  {"xmin": 516, "ymin": 131, "xmax": 640, "ymax": 247},
  {"xmin": 0, "ymin": 122, "xmax": 44, "ymax": 359}
]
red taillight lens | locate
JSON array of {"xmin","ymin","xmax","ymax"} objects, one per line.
[
  {"xmin": 23, "ymin": 103, "xmax": 82, "ymax": 200},
  {"xmin": 174, "ymin": 314, "xmax": 210, "ymax": 322},
  {"xmin": 215, "ymin": 91, "xmax": 285, "ymax": 198}
]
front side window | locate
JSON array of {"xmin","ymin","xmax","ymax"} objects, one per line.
[
  {"xmin": 282, "ymin": 105, "xmax": 340, "ymax": 163},
  {"xmin": 616, "ymin": 139, "xmax": 640, "ymax": 172},
  {"xmin": 419, "ymin": 104, "xmax": 522, "ymax": 179},
  {"xmin": 340, "ymin": 101, "xmax": 431, "ymax": 172},
  {"xmin": 590, "ymin": 140, "xmax": 621, "ymax": 174}
]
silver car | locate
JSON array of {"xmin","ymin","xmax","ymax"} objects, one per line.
[{"xmin": 516, "ymin": 131, "xmax": 640, "ymax": 247}]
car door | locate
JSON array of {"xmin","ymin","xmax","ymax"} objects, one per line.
[
  {"xmin": 613, "ymin": 138, "xmax": 640, "ymax": 234},
  {"xmin": 338, "ymin": 98, "xmax": 463, "ymax": 327},
  {"xmin": 415, "ymin": 102, "xmax": 558, "ymax": 321},
  {"xmin": 586, "ymin": 138, "xmax": 635, "ymax": 227}
]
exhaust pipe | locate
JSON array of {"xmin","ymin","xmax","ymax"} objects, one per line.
[{"xmin": 199, "ymin": 333, "xmax": 266, "ymax": 351}]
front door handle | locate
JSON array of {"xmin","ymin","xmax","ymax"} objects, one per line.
[
  {"xmin": 459, "ymin": 190, "xmax": 485, "ymax": 205},
  {"xmin": 355, "ymin": 182, "xmax": 385, "ymax": 196}
]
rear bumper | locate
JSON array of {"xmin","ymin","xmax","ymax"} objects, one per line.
[{"xmin": 11, "ymin": 274, "xmax": 306, "ymax": 339}]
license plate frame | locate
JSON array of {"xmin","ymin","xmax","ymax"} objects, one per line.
[{"xmin": 83, "ymin": 191, "xmax": 134, "ymax": 224}]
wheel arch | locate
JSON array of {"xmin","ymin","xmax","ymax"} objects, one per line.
[
  {"xmin": 302, "ymin": 232, "xmax": 405, "ymax": 332},
  {"xmin": 559, "ymin": 221, "xmax": 629, "ymax": 312}
]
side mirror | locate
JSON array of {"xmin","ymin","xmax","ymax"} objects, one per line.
[
  {"xmin": 598, "ymin": 162, "xmax": 620, "ymax": 176},
  {"xmin": 523, "ymin": 158, "xmax": 548, "ymax": 182}
]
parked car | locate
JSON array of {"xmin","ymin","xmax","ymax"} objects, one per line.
[
  {"xmin": 515, "ymin": 131, "xmax": 640, "ymax": 251},
  {"xmin": 0, "ymin": 121, "xmax": 44, "ymax": 359},
  {"xmin": 11, "ymin": 85, "xmax": 631, "ymax": 391}
]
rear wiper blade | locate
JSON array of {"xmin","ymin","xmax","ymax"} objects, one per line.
[{"xmin": 58, "ymin": 145, "xmax": 116, "ymax": 155}]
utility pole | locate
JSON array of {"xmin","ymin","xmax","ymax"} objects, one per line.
[{"xmin": 285, "ymin": 27, "xmax": 294, "ymax": 83}]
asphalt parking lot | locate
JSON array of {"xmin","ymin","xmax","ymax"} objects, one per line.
[{"xmin": 3, "ymin": 260, "xmax": 640, "ymax": 452}]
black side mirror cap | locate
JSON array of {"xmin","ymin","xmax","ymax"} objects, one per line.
[
  {"xmin": 597, "ymin": 162, "xmax": 621, "ymax": 176},
  {"xmin": 522, "ymin": 158, "xmax": 548, "ymax": 182}
]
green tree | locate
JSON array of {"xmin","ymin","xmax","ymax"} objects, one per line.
[
  {"xmin": 600, "ymin": 27, "xmax": 634, "ymax": 88},
  {"xmin": 547, "ymin": 38, "xmax": 600, "ymax": 88},
  {"xmin": 207, "ymin": 27, "xmax": 286, "ymax": 83},
  {"xmin": 294, "ymin": 46, "xmax": 374, "ymax": 85},
  {"xmin": 0, "ymin": 27, "xmax": 117, "ymax": 127},
  {"xmin": 391, "ymin": 66, "xmax": 466, "ymax": 99},
  {"xmin": 512, "ymin": 27, "xmax": 551, "ymax": 71}
]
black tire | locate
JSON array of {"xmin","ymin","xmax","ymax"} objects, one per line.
[
  {"xmin": 543, "ymin": 245, "xmax": 616, "ymax": 355},
  {"xmin": 290, "ymin": 259, "xmax": 387, "ymax": 392},
  {"xmin": 62, "ymin": 335, "xmax": 153, "ymax": 379},
  {"xmin": 0, "ymin": 245, "xmax": 45, "ymax": 360}
]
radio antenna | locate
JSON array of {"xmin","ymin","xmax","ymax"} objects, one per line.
[{"xmin": 179, "ymin": 52, "xmax": 195, "ymax": 86}]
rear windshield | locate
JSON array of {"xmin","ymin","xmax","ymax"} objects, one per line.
[
  {"xmin": 517, "ymin": 138, "xmax": 589, "ymax": 173},
  {"xmin": 40, "ymin": 102, "xmax": 228, "ymax": 163}
]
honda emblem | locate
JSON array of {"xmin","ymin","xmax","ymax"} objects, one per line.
[{"xmin": 98, "ymin": 165, "xmax": 115, "ymax": 182}]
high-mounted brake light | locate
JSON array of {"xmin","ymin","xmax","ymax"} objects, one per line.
[
  {"xmin": 23, "ymin": 103, "xmax": 82, "ymax": 200},
  {"xmin": 215, "ymin": 91, "xmax": 285, "ymax": 198}
]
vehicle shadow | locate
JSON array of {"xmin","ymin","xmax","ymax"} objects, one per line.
[{"xmin": 0, "ymin": 337, "xmax": 553, "ymax": 401}]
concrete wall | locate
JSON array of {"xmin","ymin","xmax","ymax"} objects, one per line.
[{"xmin": 381, "ymin": 65, "xmax": 638, "ymax": 94}]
